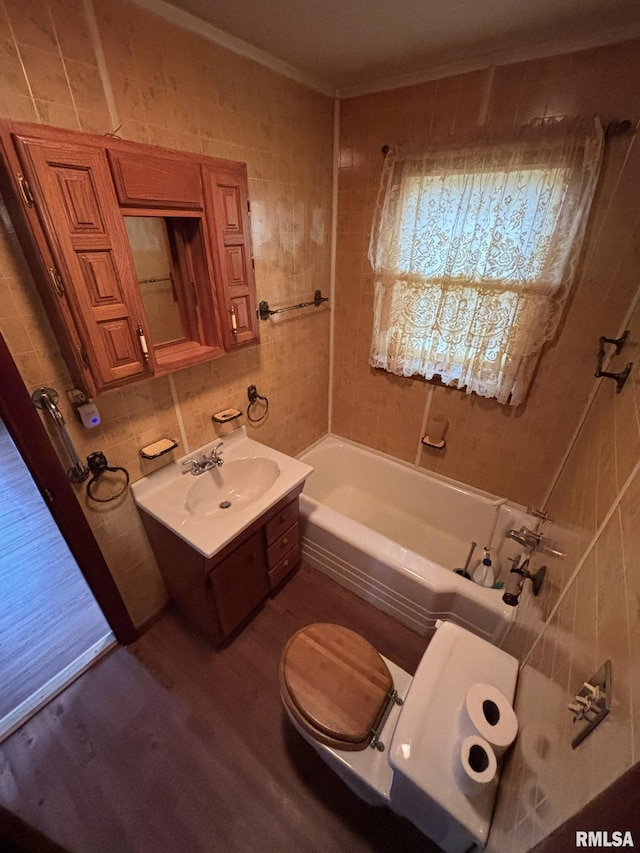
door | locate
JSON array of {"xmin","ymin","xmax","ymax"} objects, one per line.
[{"xmin": 0, "ymin": 331, "xmax": 136, "ymax": 737}]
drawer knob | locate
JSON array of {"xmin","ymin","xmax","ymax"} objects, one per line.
[
  {"xmin": 282, "ymin": 537, "xmax": 289, "ymax": 546},
  {"xmin": 283, "ymin": 559, "xmax": 289, "ymax": 568}
]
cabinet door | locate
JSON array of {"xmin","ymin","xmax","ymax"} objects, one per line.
[
  {"xmin": 203, "ymin": 163, "xmax": 259, "ymax": 349},
  {"xmin": 12, "ymin": 133, "xmax": 153, "ymax": 389},
  {"xmin": 207, "ymin": 529, "xmax": 269, "ymax": 638},
  {"xmin": 107, "ymin": 149, "xmax": 203, "ymax": 209}
]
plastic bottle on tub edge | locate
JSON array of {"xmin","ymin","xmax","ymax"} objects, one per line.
[{"xmin": 473, "ymin": 547, "xmax": 495, "ymax": 587}]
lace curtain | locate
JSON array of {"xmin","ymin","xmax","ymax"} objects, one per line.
[{"xmin": 368, "ymin": 118, "xmax": 604, "ymax": 405}]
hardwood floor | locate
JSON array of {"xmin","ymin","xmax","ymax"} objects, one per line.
[
  {"xmin": 0, "ymin": 564, "xmax": 442, "ymax": 852},
  {"xmin": 0, "ymin": 420, "xmax": 112, "ymax": 727}
]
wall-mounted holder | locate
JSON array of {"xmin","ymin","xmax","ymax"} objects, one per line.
[
  {"xmin": 595, "ymin": 331, "xmax": 633, "ymax": 392},
  {"xmin": 247, "ymin": 385, "xmax": 269, "ymax": 423},
  {"xmin": 212, "ymin": 408, "xmax": 242, "ymax": 424},
  {"xmin": 86, "ymin": 451, "xmax": 129, "ymax": 503},
  {"xmin": 421, "ymin": 415, "xmax": 449, "ymax": 449},
  {"xmin": 569, "ymin": 660, "xmax": 611, "ymax": 748},
  {"xmin": 140, "ymin": 438, "xmax": 179, "ymax": 460},
  {"xmin": 258, "ymin": 289, "xmax": 329, "ymax": 320},
  {"xmin": 421, "ymin": 435, "xmax": 446, "ymax": 449}
]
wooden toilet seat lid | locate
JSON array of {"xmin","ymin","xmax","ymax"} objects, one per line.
[{"xmin": 280, "ymin": 623, "xmax": 393, "ymax": 745}]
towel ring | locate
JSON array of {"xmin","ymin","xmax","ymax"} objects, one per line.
[
  {"xmin": 247, "ymin": 384, "xmax": 269, "ymax": 423},
  {"xmin": 86, "ymin": 451, "xmax": 130, "ymax": 503}
]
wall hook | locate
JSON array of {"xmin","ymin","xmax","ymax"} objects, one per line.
[{"xmin": 595, "ymin": 331, "xmax": 633, "ymax": 392}]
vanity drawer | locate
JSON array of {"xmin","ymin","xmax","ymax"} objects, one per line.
[
  {"xmin": 267, "ymin": 522, "xmax": 299, "ymax": 568},
  {"xmin": 265, "ymin": 498, "xmax": 299, "ymax": 545},
  {"xmin": 268, "ymin": 542, "xmax": 301, "ymax": 589}
]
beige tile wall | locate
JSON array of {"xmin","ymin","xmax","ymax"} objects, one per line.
[
  {"xmin": 335, "ymin": 40, "xmax": 640, "ymax": 506},
  {"xmin": 0, "ymin": 0, "xmax": 333, "ymax": 625},
  {"xmin": 488, "ymin": 293, "xmax": 640, "ymax": 848}
]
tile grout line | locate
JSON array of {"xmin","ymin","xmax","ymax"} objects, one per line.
[
  {"xmin": 82, "ymin": 0, "xmax": 120, "ymax": 132},
  {"xmin": 168, "ymin": 374, "xmax": 189, "ymax": 454}
]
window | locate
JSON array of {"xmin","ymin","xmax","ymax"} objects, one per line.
[{"xmin": 368, "ymin": 119, "xmax": 604, "ymax": 405}]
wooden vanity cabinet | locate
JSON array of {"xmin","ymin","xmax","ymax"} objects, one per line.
[
  {"xmin": 207, "ymin": 529, "xmax": 269, "ymax": 638},
  {"xmin": 139, "ymin": 487, "xmax": 302, "ymax": 646},
  {"xmin": 0, "ymin": 120, "xmax": 260, "ymax": 396}
]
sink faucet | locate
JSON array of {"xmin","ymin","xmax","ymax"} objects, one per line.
[{"xmin": 182, "ymin": 441, "xmax": 224, "ymax": 475}]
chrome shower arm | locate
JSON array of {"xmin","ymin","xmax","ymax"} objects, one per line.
[{"xmin": 32, "ymin": 386, "xmax": 89, "ymax": 483}]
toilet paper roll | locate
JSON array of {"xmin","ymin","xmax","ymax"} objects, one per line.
[
  {"xmin": 455, "ymin": 735, "xmax": 497, "ymax": 797},
  {"xmin": 460, "ymin": 683, "xmax": 518, "ymax": 755}
]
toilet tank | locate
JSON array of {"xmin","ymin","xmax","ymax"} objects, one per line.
[{"xmin": 388, "ymin": 621, "xmax": 519, "ymax": 853}]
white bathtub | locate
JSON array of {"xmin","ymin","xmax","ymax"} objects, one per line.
[{"xmin": 298, "ymin": 435, "xmax": 528, "ymax": 647}]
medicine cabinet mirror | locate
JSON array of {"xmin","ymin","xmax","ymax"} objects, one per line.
[{"xmin": 0, "ymin": 120, "xmax": 259, "ymax": 396}]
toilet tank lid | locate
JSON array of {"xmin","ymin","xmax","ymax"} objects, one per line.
[{"xmin": 389, "ymin": 620, "xmax": 519, "ymax": 796}]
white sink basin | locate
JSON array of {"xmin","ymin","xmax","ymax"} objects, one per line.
[
  {"xmin": 131, "ymin": 427, "xmax": 313, "ymax": 558},
  {"xmin": 185, "ymin": 457, "xmax": 280, "ymax": 516}
]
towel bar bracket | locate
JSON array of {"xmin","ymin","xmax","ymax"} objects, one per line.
[{"xmin": 595, "ymin": 331, "xmax": 633, "ymax": 393}]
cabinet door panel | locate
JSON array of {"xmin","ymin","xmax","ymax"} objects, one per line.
[
  {"xmin": 107, "ymin": 149, "xmax": 203, "ymax": 209},
  {"xmin": 203, "ymin": 163, "xmax": 259, "ymax": 348},
  {"xmin": 52, "ymin": 164, "xmax": 106, "ymax": 233},
  {"xmin": 208, "ymin": 529, "xmax": 268, "ymax": 638},
  {"xmin": 13, "ymin": 135, "xmax": 151, "ymax": 387},
  {"xmin": 218, "ymin": 183, "xmax": 243, "ymax": 235}
]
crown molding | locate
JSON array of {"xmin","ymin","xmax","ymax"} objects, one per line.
[
  {"xmin": 125, "ymin": 0, "xmax": 640, "ymax": 103},
  {"xmin": 126, "ymin": 0, "xmax": 337, "ymax": 97},
  {"xmin": 337, "ymin": 23, "xmax": 640, "ymax": 99}
]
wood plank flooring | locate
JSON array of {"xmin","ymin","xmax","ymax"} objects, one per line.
[
  {"xmin": 0, "ymin": 420, "xmax": 111, "ymax": 722},
  {"xmin": 0, "ymin": 564, "xmax": 441, "ymax": 852}
]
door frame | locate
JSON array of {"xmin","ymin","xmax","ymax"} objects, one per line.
[{"xmin": 0, "ymin": 331, "xmax": 137, "ymax": 645}]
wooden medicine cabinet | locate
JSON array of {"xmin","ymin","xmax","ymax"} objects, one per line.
[{"xmin": 0, "ymin": 121, "xmax": 259, "ymax": 395}]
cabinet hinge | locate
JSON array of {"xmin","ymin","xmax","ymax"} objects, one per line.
[
  {"xmin": 247, "ymin": 199, "xmax": 251, "ymax": 215},
  {"xmin": 76, "ymin": 345, "xmax": 90, "ymax": 370},
  {"xmin": 251, "ymin": 257, "xmax": 255, "ymax": 270},
  {"xmin": 17, "ymin": 173, "xmax": 34, "ymax": 207},
  {"xmin": 49, "ymin": 267, "xmax": 65, "ymax": 296}
]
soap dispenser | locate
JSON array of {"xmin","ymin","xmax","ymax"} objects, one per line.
[{"xmin": 473, "ymin": 547, "xmax": 495, "ymax": 587}]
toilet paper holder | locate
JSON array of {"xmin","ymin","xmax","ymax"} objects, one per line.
[{"xmin": 569, "ymin": 659, "xmax": 611, "ymax": 748}]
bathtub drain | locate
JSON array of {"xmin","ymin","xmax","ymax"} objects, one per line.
[{"xmin": 219, "ymin": 500, "xmax": 232, "ymax": 509}]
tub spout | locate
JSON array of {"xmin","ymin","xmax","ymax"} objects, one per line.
[
  {"xmin": 506, "ymin": 526, "xmax": 541, "ymax": 550},
  {"xmin": 506, "ymin": 526, "xmax": 565, "ymax": 558}
]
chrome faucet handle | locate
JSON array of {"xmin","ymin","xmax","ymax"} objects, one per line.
[{"xmin": 210, "ymin": 440, "xmax": 224, "ymax": 465}]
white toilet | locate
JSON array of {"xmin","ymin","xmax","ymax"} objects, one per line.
[{"xmin": 279, "ymin": 620, "xmax": 519, "ymax": 853}]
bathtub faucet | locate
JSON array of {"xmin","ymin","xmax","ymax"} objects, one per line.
[
  {"xmin": 506, "ymin": 525, "xmax": 565, "ymax": 558},
  {"xmin": 182, "ymin": 441, "xmax": 224, "ymax": 475},
  {"xmin": 506, "ymin": 525, "xmax": 541, "ymax": 550}
]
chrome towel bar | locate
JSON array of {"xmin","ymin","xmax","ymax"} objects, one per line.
[
  {"xmin": 258, "ymin": 289, "xmax": 329, "ymax": 320},
  {"xmin": 32, "ymin": 386, "xmax": 89, "ymax": 483}
]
